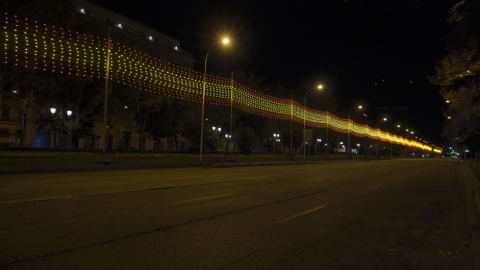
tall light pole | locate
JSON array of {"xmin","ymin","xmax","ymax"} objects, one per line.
[
  {"xmin": 200, "ymin": 38, "xmax": 229, "ymax": 161},
  {"xmin": 212, "ymin": 127, "xmax": 221, "ymax": 151},
  {"xmin": 390, "ymin": 124, "xmax": 400, "ymax": 157},
  {"xmin": 304, "ymin": 85, "xmax": 323, "ymax": 160},
  {"xmin": 347, "ymin": 105, "xmax": 362, "ymax": 159},
  {"xmin": 103, "ymin": 27, "xmax": 112, "ymax": 153},
  {"xmin": 376, "ymin": 117, "xmax": 387, "ymax": 159},
  {"xmin": 405, "ymin": 128, "xmax": 409, "ymax": 157}
]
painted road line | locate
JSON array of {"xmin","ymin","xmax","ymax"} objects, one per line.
[
  {"xmin": 0, "ymin": 195, "xmax": 73, "ymax": 205},
  {"xmin": 301, "ymin": 179, "xmax": 323, "ymax": 184},
  {"xmin": 278, "ymin": 205, "xmax": 326, "ymax": 223},
  {"xmin": 172, "ymin": 193, "xmax": 235, "ymax": 204},
  {"xmin": 368, "ymin": 185, "xmax": 382, "ymax": 190}
]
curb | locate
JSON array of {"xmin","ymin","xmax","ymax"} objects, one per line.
[
  {"xmin": 0, "ymin": 162, "xmax": 205, "ymax": 175},
  {"xmin": 210, "ymin": 158, "xmax": 366, "ymax": 168},
  {"xmin": 0, "ymin": 157, "xmax": 379, "ymax": 174},
  {"xmin": 461, "ymin": 162, "xmax": 480, "ymax": 269}
]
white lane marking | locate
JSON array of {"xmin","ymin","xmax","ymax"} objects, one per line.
[
  {"xmin": 302, "ymin": 179, "xmax": 323, "ymax": 184},
  {"xmin": 278, "ymin": 205, "xmax": 326, "ymax": 223},
  {"xmin": 368, "ymin": 185, "xmax": 382, "ymax": 190},
  {"xmin": 0, "ymin": 195, "xmax": 73, "ymax": 205},
  {"xmin": 172, "ymin": 193, "xmax": 234, "ymax": 204}
]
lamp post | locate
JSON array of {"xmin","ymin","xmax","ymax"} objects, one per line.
[
  {"xmin": 49, "ymin": 108, "xmax": 72, "ymax": 147},
  {"xmin": 273, "ymin": 134, "xmax": 279, "ymax": 152},
  {"xmin": 347, "ymin": 105, "xmax": 362, "ymax": 159},
  {"xmin": 225, "ymin": 133, "xmax": 232, "ymax": 151},
  {"xmin": 376, "ymin": 117, "xmax": 387, "ymax": 159},
  {"xmin": 200, "ymin": 38, "xmax": 229, "ymax": 161},
  {"xmin": 304, "ymin": 85, "xmax": 323, "ymax": 160},
  {"xmin": 212, "ymin": 127, "xmax": 221, "ymax": 151},
  {"xmin": 316, "ymin": 138, "xmax": 321, "ymax": 154},
  {"xmin": 390, "ymin": 124, "xmax": 400, "ymax": 157}
]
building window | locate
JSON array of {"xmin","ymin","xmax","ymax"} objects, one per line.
[
  {"xmin": 122, "ymin": 131, "xmax": 131, "ymax": 148},
  {"xmin": 90, "ymin": 13, "xmax": 106, "ymax": 22},
  {"xmin": 34, "ymin": 129, "xmax": 50, "ymax": 147},
  {"xmin": 128, "ymin": 28, "xmax": 140, "ymax": 35},
  {"xmin": 0, "ymin": 128, "xmax": 9, "ymax": 137},
  {"xmin": 154, "ymin": 140, "xmax": 164, "ymax": 151},
  {"xmin": 157, "ymin": 40, "xmax": 169, "ymax": 47},
  {"xmin": 84, "ymin": 134, "xmax": 95, "ymax": 148},
  {"xmin": 1, "ymin": 109, "xmax": 9, "ymax": 121}
]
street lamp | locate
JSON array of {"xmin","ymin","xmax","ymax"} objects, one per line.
[
  {"xmin": 304, "ymin": 85, "xmax": 323, "ymax": 160},
  {"xmin": 49, "ymin": 108, "xmax": 72, "ymax": 147},
  {"xmin": 273, "ymin": 133, "xmax": 280, "ymax": 152},
  {"xmin": 316, "ymin": 138, "xmax": 321, "ymax": 154},
  {"xmin": 200, "ymin": 38, "xmax": 229, "ymax": 161},
  {"xmin": 389, "ymin": 124, "xmax": 401, "ymax": 157},
  {"xmin": 212, "ymin": 126, "xmax": 221, "ymax": 151},
  {"xmin": 376, "ymin": 117, "xmax": 387, "ymax": 159},
  {"xmin": 347, "ymin": 105, "xmax": 362, "ymax": 159}
]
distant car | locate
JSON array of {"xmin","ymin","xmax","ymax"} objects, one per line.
[{"xmin": 450, "ymin": 156, "xmax": 457, "ymax": 159}]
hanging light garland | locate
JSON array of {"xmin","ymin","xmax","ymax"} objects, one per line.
[{"xmin": 1, "ymin": 14, "xmax": 434, "ymax": 151}]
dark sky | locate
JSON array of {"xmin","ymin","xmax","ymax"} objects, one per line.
[{"xmin": 91, "ymin": 0, "xmax": 457, "ymax": 146}]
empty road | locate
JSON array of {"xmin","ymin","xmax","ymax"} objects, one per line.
[{"xmin": 0, "ymin": 159, "xmax": 475, "ymax": 269}]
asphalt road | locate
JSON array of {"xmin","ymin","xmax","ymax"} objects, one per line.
[{"xmin": 0, "ymin": 159, "xmax": 475, "ymax": 269}]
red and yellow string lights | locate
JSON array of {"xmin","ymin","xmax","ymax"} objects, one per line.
[{"xmin": 1, "ymin": 14, "xmax": 434, "ymax": 151}]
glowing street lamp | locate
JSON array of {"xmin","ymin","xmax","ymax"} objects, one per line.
[
  {"xmin": 376, "ymin": 117, "xmax": 387, "ymax": 159},
  {"xmin": 200, "ymin": 37, "xmax": 230, "ymax": 161},
  {"xmin": 212, "ymin": 127, "xmax": 222, "ymax": 151},
  {"xmin": 303, "ymin": 85, "xmax": 323, "ymax": 160},
  {"xmin": 273, "ymin": 133, "xmax": 280, "ymax": 152},
  {"xmin": 347, "ymin": 105, "xmax": 362, "ymax": 159}
]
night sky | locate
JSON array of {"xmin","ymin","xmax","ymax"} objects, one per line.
[{"xmin": 91, "ymin": 0, "xmax": 458, "ymax": 146}]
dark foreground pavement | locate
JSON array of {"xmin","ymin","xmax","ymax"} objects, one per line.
[{"xmin": 0, "ymin": 159, "xmax": 477, "ymax": 269}]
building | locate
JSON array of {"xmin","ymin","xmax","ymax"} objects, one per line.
[{"xmin": 0, "ymin": 0, "xmax": 195, "ymax": 151}]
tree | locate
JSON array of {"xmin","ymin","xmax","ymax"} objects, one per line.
[{"xmin": 428, "ymin": 0, "xmax": 480, "ymax": 144}]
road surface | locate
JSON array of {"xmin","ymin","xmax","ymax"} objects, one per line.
[{"xmin": 0, "ymin": 159, "xmax": 475, "ymax": 269}]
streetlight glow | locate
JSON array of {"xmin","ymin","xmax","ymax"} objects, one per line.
[
  {"xmin": 383, "ymin": 118, "xmax": 387, "ymax": 121},
  {"xmin": 318, "ymin": 85, "xmax": 323, "ymax": 89},
  {"xmin": 358, "ymin": 105, "xmax": 362, "ymax": 109},
  {"xmin": 67, "ymin": 110, "xmax": 72, "ymax": 116},
  {"xmin": 50, "ymin": 108, "xmax": 56, "ymax": 114},
  {"xmin": 223, "ymin": 38, "xmax": 229, "ymax": 44}
]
